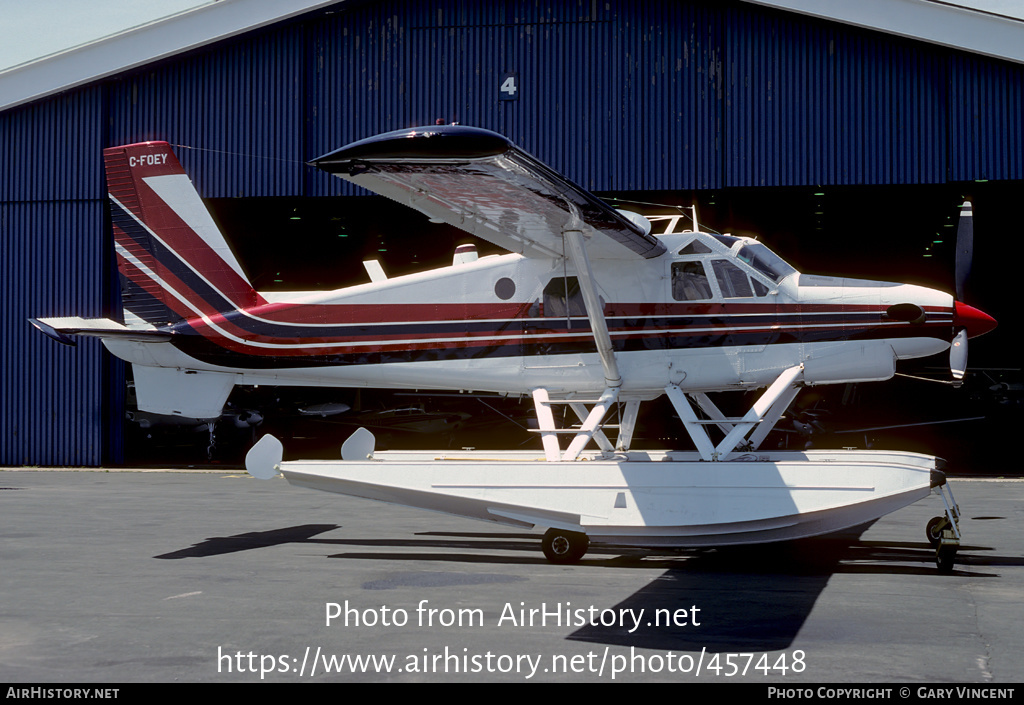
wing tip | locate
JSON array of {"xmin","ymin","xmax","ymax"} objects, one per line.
[{"xmin": 311, "ymin": 125, "xmax": 512, "ymax": 172}]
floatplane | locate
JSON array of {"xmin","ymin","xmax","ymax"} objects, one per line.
[{"xmin": 31, "ymin": 126, "xmax": 996, "ymax": 570}]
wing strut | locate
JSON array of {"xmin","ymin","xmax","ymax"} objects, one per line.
[
  {"xmin": 562, "ymin": 229, "xmax": 621, "ymax": 389},
  {"xmin": 526, "ymin": 229, "xmax": 624, "ymax": 462}
]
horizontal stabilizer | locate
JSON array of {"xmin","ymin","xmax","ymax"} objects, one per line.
[{"xmin": 29, "ymin": 317, "xmax": 172, "ymax": 346}]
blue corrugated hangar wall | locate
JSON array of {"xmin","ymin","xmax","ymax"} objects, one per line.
[{"xmin": 3, "ymin": 0, "xmax": 1023, "ymax": 466}]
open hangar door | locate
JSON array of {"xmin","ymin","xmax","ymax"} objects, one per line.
[{"xmin": 119, "ymin": 182, "xmax": 1019, "ymax": 473}]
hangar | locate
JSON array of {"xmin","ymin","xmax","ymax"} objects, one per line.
[{"xmin": 2, "ymin": 0, "xmax": 1022, "ymax": 466}]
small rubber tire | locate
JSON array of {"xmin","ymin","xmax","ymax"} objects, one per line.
[
  {"xmin": 936, "ymin": 545, "xmax": 957, "ymax": 573},
  {"xmin": 541, "ymin": 528, "xmax": 589, "ymax": 564}
]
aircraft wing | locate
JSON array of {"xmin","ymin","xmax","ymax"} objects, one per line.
[{"xmin": 310, "ymin": 126, "xmax": 667, "ymax": 261}]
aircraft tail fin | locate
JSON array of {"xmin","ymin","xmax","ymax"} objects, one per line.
[{"xmin": 103, "ymin": 141, "xmax": 262, "ymax": 326}]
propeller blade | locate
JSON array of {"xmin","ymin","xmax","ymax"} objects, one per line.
[
  {"xmin": 955, "ymin": 200, "xmax": 973, "ymax": 301},
  {"xmin": 950, "ymin": 328, "xmax": 968, "ymax": 384}
]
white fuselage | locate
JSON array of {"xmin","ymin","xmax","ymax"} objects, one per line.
[{"xmin": 104, "ymin": 230, "xmax": 954, "ymax": 403}]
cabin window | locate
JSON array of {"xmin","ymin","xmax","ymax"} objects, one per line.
[
  {"xmin": 671, "ymin": 261, "xmax": 713, "ymax": 301},
  {"xmin": 543, "ymin": 276, "xmax": 586, "ymax": 317},
  {"xmin": 494, "ymin": 277, "xmax": 516, "ymax": 300}
]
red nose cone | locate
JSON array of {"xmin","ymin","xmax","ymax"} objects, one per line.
[{"xmin": 953, "ymin": 301, "xmax": 997, "ymax": 338}]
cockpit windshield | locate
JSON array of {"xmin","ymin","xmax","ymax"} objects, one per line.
[{"xmin": 736, "ymin": 243, "xmax": 796, "ymax": 284}]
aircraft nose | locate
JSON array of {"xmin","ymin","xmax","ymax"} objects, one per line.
[{"xmin": 953, "ymin": 301, "xmax": 997, "ymax": 338}]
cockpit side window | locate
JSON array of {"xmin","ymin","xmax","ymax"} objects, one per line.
[
  {"xmin": 671, "ymin": 261, "xmax": 713, "ymax": 301},
  {"xmin": 711, "ymin": 260, "xmax": 754, "ymax": 298}
]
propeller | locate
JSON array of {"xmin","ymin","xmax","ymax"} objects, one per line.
[
  {"xmin": 949, "ymin": 328, "xmax": 968, "ymax": 383},
  {"xmin": 952, "ymin": 200, "xmax": 972, "ymax": 385},
  {"xmin": 948, "ymin": 200, "xmax": 997, "ymax": 386},
  {"xmin": 891, "ymin": 201, "xmax": 995, "ymax": 387},
  {"xmin": 954, "ymin": 200, "xmax": 973, "ymax": 302}
]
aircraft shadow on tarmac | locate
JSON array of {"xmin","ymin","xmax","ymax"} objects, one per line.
[
  {"xmin": 152, "ymin": 522, "xmax": 1013, "ymax": 652},
  {"xmin": 153, "ymin": 524, "xmax": 340, "ymax": 558}
]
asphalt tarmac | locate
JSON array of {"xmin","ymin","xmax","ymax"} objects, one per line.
[{"xmin": 1, "ymin": 468, "xmax": 1022, "ymax": 684}]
